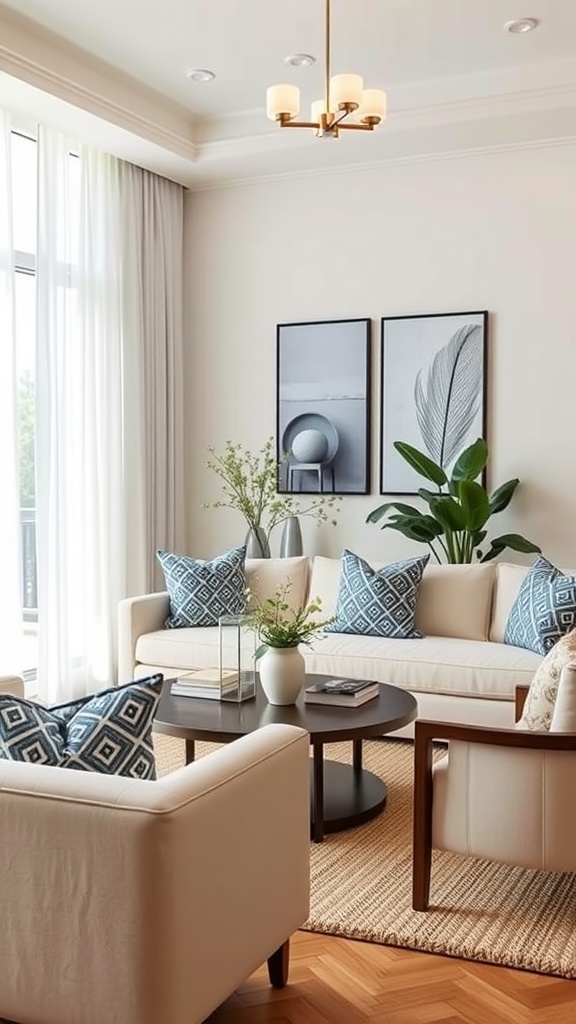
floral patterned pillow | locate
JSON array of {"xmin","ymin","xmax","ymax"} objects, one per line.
[{"xmin": 516, "ymin": 629, "xmax": 576, "ymax": 730}]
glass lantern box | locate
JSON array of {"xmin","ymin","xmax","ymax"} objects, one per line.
[{"xmin": 218, "ymin": 614, "xmax": 257, "ymax": 702}]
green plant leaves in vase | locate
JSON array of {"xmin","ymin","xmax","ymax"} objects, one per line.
[{"xmin": 367, "ymin": 437, "xmax": 541, "ymax": 564}]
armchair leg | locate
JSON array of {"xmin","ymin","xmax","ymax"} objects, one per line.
[
  {"xmin": 267, "ymin": 939, "xmax": 290, "ymax": 988},
  {"xmin": 412, "ymin": 723, "xmax": 434, "ymax": 911}
]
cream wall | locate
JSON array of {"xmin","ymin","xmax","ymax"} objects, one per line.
[{"xmin": 183, "ymin": 143, "xmax": 576, "ymax": 568}]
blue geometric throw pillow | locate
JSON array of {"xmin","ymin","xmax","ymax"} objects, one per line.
[
  {"xmin": 504, "ymin": 556, "xmax": 576, "ymax": 655},
  {"xmin": 0, "ymin": 674, "xmax": 163, "ymax": 779},
  {"xmin": 325, "ymin": 549, "xmax": 430, "ymax": 638},
  {"xmin": 156, "ymin": 546, "xmax": 247, "ymax": 628}
]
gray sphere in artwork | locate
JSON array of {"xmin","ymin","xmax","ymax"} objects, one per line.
[{"xmin": 291, "ymin": 429, "xmax": 329, "ymax": 463}]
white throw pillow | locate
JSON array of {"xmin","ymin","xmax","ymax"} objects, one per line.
[
  {"xmin": 516, "ymin": 629, "xmax": 576, "ymax": 730},
  {"xmin": 550, "ymin": 664, "xmax": 576, "ymax": 732}
]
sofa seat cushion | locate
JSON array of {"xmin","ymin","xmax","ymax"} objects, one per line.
[
  {"xmin": 304, "ymin": 634, "xmax": 541, "ymax": 701},
  {"xmin": 136, "ymin": 626, "xmax": 224, "ymax": 672}
]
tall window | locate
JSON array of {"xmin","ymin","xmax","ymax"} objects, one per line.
[{"xmin": 11, "ymin": 133, "xmax": 37, "ymax": 676}]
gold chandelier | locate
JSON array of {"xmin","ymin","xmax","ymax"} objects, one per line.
[{"xmin": 266, "ymin": 0, "xmax": 387, "ymax": 139}]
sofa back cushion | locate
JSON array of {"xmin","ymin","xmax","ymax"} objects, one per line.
[
  {"xmin": 245, "ymin": 556, "xmax": 309, "ymax": 612},
  {"xmin": 414, "ymin": 562, "xmax": 496, "ymax": 640},
  {"xmin": 310, "ymin": 556, "xmax": 496, "ymax": 640},
  {"xmin": 489, "ymin": 563, "xmax": 529, "ymax": 643},
  {"xmin": 308, "ymin": 556, "xmax": 347, "ymax": 619}
]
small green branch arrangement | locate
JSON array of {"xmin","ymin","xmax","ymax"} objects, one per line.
[
  {"xmin": 367, "ymin": 437, "xmax": 541, "ymax": 564},
  {"xmin": 246, "ymin": 580, "xmax": 334, "ymax": 659},
  {"xmin": 203, "ymin": 436, "xmax": 341, "ymax": 537}
]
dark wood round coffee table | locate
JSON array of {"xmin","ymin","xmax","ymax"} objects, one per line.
[{"xmin": 154, "ymin": 675, "xmax": 417, "ymax": 842}]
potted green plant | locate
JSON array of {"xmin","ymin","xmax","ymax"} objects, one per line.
[
  {"xmin": 367, "ymin": 437, "xmax": 541, "ymax": 564},
  {"xmin": 203, "ymin": 436, "xmax": 341, "ymax": 557},
  {"xmin": 247, "ymin": 581, "xmax": 334, "ymax": 705}
]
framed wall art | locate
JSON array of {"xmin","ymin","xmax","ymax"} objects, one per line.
[
  {"xmin": 380, "ymin": 310, "xmax": 488, "ymax": 495},
  {"xmin": 277, "ymin": 318, "xmax": 371, "ymax": 495}
]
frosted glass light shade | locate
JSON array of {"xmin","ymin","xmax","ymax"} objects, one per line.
[
  {"xmin": 266, "ymin": 84, "xmax": 300, "ymax": 120},
  {"xmin": 358, "ymin": 88, "xmax": 387, "ymax": 122},
  {"xmin": 311, "ymin": 99, "xmax": 330, "ymax": 123},
  {"xmin": 330, "ymin": 73, "xmax": 363, "ymax": 109}
]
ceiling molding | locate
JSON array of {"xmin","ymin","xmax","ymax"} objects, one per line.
[
  {"xmin": 187, "ymin": 136, "xmax": 576, "ymax": 195},
  {"xmin": 2, "ymin": 3, "xmax": 576, "ymax": 191}
]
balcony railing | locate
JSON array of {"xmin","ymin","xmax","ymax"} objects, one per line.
[{"xmin": 21, "ymin": 508, "xmax": 37, "ymax": 622}]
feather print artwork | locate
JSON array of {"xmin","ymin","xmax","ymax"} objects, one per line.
[{"xmin": 414, "ymin": 323, "xmax": 483, "ymax": 470}]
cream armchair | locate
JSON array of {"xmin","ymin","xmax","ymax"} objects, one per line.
[
  {"xmin": 413, "ymin": 683, "xmax": 576, "ymax": 910},
  {"xmin": 0, "ymin": 723, "xmax": 310, "ymax": 1024},
  {"xmin": 0, "ymin": 674, "xmax": 24, "ymax": 696}
]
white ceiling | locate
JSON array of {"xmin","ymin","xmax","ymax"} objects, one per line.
[{"xmin": 1, "ymin": 0, "xmax": 576, "ymax": 189}]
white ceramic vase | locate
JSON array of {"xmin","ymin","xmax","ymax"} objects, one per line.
[{"xmin": 259, "ymin": 646, "xmax": 306, "ymax": 705}]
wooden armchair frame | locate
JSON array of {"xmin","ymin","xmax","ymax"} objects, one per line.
[{"xmin": 412, "ymin": 686, "xmax": 576, "ymax": 910}]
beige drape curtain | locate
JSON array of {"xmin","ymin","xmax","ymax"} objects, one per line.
[
  {"xmin": 36, "ymin": 127, "xmax": 185, "ymax": 703},
  {"xmin": 120, "ymin": 163, "xmax": 185, "ymax": 592}
]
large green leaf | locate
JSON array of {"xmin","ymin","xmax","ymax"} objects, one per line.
[
  {"xmin": 480, "ymin": 533, "xmax": 542, "ymax": 562},
  {"xmin": 366, "ymin": 501, "xmax": 421, "ymax": 525},
  {"xmin": 489, "ymin": 478, "xmax": 519, "ymax": 515},
  {"xmin": 429, "ymin": 495, "xmax": 466, "ymax": 531},
  {"xmin": 458, "ymin": 479, "xmax": 490, "ymax": 531},
  {"xmin": 417, "ymin": 488, "xmax": 439, "ymax": 506},
  {"xmin": 382, "ymin": 515, "xmax": 444, "ymax": 543},
  {"xmin": 450, "ymin": 438, "xmax": 488, "ymax": 484},
  {"xmin": 393, "ymin": 442, "xmax": 447, "ymax": 487}
]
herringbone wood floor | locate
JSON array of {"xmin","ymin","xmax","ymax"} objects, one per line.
[{"xmin": 206, "ymin": 931, "xmax": 576, "ymax": 1023}]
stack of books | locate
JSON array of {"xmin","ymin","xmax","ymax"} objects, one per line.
[
  {"xmin": 304, "ymin": 678, "xmax": 380, "ymax": 707},
  {"xmin": 170, "ymin": 668, "xmax": 239, "ymax": 699}
]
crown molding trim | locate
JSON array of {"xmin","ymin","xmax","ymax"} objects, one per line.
[
  {"xmin": 188, "ymin": 135, "xmax": 576, "ymax": 194},
  {"xmin": 0, "ymin": 47, "xmax": 199, "ymax": 161}
]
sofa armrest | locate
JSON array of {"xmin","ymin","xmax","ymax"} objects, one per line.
[
  {"xmin": 0, "ymin": 675, "xmax": 24, "ymax": 697},
  {"xmin": 413, "ymin": 719, "xmax": 576, "ymax": 908},
  {"xmin": 0, "ymin": 723, "xmax": 310, "ymax": 1024},
  {"xmin": 117, "ymin": 591, "xmax": 170, "ymax": 682}
]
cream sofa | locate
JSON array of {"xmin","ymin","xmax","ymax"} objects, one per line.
[
  {"xmin": 0, "ymin": 722, "xmax": 310, "ymax": 1024},
  {"xmin": 118, "ymin": 555, "xmax": 552, "ymax": 732}
]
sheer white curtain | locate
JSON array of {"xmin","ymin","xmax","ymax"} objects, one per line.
[
  {"xmin": 0, "ymin": 112, "xmax": 23, "ymax": 671},
  {"xmin": 36, "ymin": 130, "xmax": 126, "ymax": 702},
  {"xmin": 35, "ymin": 127, "xmax": 185, "ymax": 703}
]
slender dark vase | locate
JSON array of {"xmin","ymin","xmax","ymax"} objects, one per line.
[
  {"xmin": 245, "ymin": 525, "xmax": 271, "ymax": 558},
  {"xmin": 279, "ymin": 516, "xmax": 303, "ymax": 558}
]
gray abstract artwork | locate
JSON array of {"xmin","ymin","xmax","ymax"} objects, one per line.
[{"xmin": 380, "ymin": 311, "xmax": 487, "ymax": 494}]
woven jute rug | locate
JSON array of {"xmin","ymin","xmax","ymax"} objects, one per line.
[{"xmin": 154, "ymin": 733, "xmax": 576, "ymax": 978}]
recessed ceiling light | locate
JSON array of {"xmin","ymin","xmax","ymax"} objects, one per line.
[
  {"xmin": 504, "ymin": 17, "xmax": 539, "ymax": 34},
  {"xmin": 284, "ymin": 53, "xmax": 316, "ymax": 68},
  {"xmin": 185, "ymin": 68, "xmax": 216, "ymax": 82}
]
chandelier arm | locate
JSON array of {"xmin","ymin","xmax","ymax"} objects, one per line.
[
  {"xmin": 337, "ymin": 122, "xmax": 376, "ymax": 132},
  {"xmin": 278, "ymin": 117, "xmax": 322, "ymax": 129}
]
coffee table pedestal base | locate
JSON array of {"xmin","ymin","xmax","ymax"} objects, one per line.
[{"xmin": 311, "ymin": 760, "xmax": 387, "ymax": 842}]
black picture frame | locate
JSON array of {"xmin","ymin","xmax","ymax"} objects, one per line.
[
  {"xmin": 380, "ymin": 310, "xmax": 488, "ymax": 495},
  {"xmin": 276, "ymin": 318, "xmax": 371, "ymax": 495}
]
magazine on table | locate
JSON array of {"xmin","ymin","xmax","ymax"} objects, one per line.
[{"xmin": 304, "ymin": 678, "xmax": 380, "ymax": 707}]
